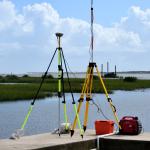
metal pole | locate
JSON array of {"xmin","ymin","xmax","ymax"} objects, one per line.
[
  {"xmin": 56, "ymin": 32, "xmax": 63, "ymax": 136},
  {"xmin": 91, "ymin": 0, "xmax": 94, "ymax": 62},
  {"xmin": 58, "ymin": 97, "xmax": 61, "ymax": 136}
]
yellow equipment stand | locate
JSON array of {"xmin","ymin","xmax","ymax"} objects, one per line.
[{"xmin": 71, "ymin": 62, "xmax": 121, "ymax": 136}]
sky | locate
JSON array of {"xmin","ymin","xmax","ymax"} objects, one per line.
[{"xmin": 1, "ymin": 0, "xmax": 150, "ymax": 73}]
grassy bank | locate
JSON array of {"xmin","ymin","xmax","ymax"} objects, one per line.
[{"xmin": 0, "ymin": 77, "xmax": 150, "ymax": 101}]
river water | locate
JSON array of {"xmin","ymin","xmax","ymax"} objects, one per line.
[{"xmin": 0, "ymin": 89, "xmax": 150, "ymax": 139}]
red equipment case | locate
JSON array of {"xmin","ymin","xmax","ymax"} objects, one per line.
[
  {"xmin": 95, "ymin": 120, "xmax": 114, "ymax": 135},
  {"xmin": 119, "ymin": 116, "xmax": 142, "ymax": 135}
]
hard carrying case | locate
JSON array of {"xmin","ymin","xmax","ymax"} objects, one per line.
[
  {"xmin": 119, "ymin": 116, "xmax": 142, "ymax": 135},
  {"xmin": 95, "ymin": 120, "xmax": 114, "ymax": 135}
]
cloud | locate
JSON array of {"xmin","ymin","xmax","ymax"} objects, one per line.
[
  {"xmin": 0, "ymin": 1, "xmax": 150, "ymax": 72},
  {"xmin": 116, "ymin": 6, "xmax": 150, "ymax": 50},
  {"xmin": 0, "ymin": 0, "xmax": 16, "ymax": 30},
  {"xmin": 94, "ymin": 25, "xmax": 142, "ymax": 52}
]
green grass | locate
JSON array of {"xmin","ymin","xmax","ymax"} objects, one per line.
[
  {"xmin": 0, "ymin": 84, "xmax": 51, "ymax": 101},
  {"xmin": 104, "ymin": 79, "xmax": 150, "ymax": 90},
  {"xmin": 0, "ymin": 77, "xmax": 150, "ymax": 101}
]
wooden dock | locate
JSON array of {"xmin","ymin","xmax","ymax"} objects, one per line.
[{"xmin": 1, "ymin": 130, "xmax": 150, "ymax": 150}]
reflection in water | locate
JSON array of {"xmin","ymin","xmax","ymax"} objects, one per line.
[{"xmin": 0, "ymin": 89, "xmax": 150, "ymax": 139}]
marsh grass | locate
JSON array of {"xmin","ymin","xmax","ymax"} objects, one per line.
[{"xmin": 0, "ymin": 77, "xmax": 150, "ymax": 101}]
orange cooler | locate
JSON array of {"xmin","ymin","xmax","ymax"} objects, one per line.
[{"xmin": 95, "ymin": 120, "xmax": 114, "ymax": 135}]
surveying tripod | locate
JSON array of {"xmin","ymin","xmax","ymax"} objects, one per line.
[
  {"xmin": 55, "ymin": 33, "xmax": 83, "ymax": 137},
  {"xmin": 71, "ymin": 62, "xmax": 121, "ymax": 136},
  {"xmin": 70, "ymin": 0, "xmax": 121, "ymax": 136},
  {"xmin": 11, "ymin": 33, "xmax": 84, "ymax": 139}
]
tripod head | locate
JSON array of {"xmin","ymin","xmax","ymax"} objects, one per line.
[
  {"xmin": 56, "ymin": 33, "xmax": 63, "ymax": 47},
  {"xmin": 56, "ymin": 33, "xmax": 63, "ymax": 38}
]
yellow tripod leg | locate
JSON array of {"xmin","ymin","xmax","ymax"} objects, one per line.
[
  {"xmin": 83, "ymin": 101, "xmax": 89, "ymax": 131},
  {"xmin": 71, "ymin": 67, "xmax": 91, "ymax": 134},
  {"xmin": 71, "ymin": 101, "xmax": 82, "ymax": 131},
  {"xmin": 73, "ymin": 104, "xmax": 84, "ymax": 138},
  {"xmin": 21, "ymin": 105, "xmax": 33, "ymax": 130},
  {"xmin": 83, "ymin": 67, "xmax": 94, "ymax": 131},
  {"xmin": 95, "ymin": 66, "xmax": 121, "ymax": 129},
  {"xmin": 64, "ymin": 103, "xmax": 69, "ymax": 130}
]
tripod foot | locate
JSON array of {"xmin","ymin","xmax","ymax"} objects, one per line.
[
  {"xmin": 70, "ymin": 130, "xmax": 74, "ymax": 137},
  {"xmin": 83, "ymin": 126, "xmax": 87, "ymax": 132}
]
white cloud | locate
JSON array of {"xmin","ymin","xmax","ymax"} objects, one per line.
[
  {"xmin": 0, "ymin": 1, "xmax": 150, "ymax": 72},
  {"xmin": 0, "ymin": 0, "xmax": 16, "ymax": 30},
  {"xmin": 117, "ymin": 6, "xmax": 150, "ymax": 42},
  {"xmin": 94, "ymin": 25, "xmax": 142, "ymax": 52}
]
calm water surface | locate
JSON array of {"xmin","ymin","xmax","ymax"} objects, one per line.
[{"xmin": 0, "ymin": 89, "xmax": 150, "ymax": 139}]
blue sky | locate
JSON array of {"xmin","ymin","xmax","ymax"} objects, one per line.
[
  {"xmin": 0, "ymin": 0, "xmax": 150, "ymax": 73},
  {"xmin": 12, "ymin": 0, "xmax": 150, "ymax": 26}
]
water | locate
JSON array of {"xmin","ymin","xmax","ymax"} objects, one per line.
[{"xmin": 0, "ymin": 90, "xmax": 150, "ymax": 139}]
